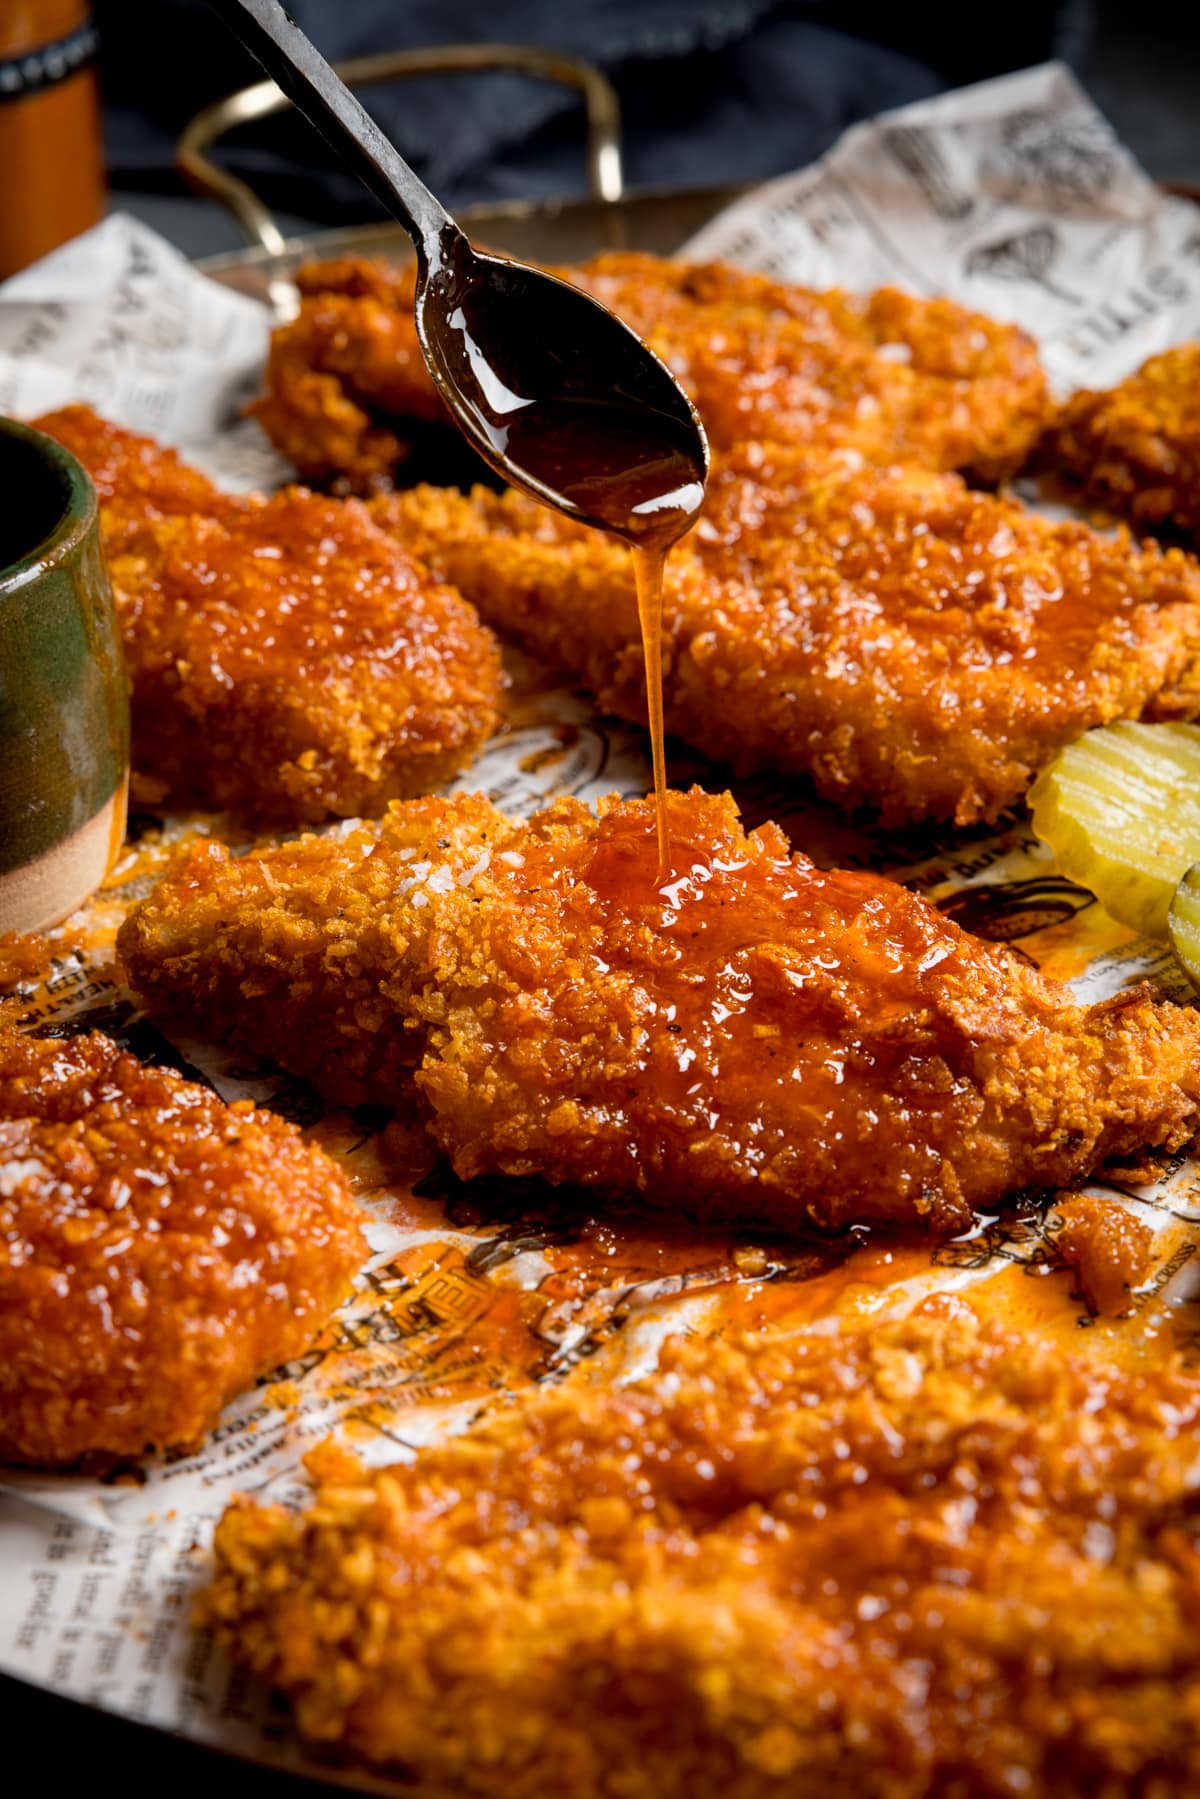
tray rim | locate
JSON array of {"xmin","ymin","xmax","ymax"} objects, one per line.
[{"xmin": 194, "ymin": 180, "xmax": 751, "ymax": 285}]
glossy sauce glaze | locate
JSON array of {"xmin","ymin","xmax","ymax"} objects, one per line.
[
  {"xmin": 491, "ymin": 404, "xmax": 703, "ymax": 878},
  {"xmin": 204, "ymin": 1294, "xmax": 1200, "ymax": 1799},
  {"xmin": 540, "ymin": 793, "xmax": 983, "ymax": 1174},
  {"xmin": 408, "ymin": 788, "xmax": 1200, "ymax": 1239},
  {"xmin": 34, "ymin": 405, "xmax": 504, "ymax": 826},
  {"xmin": 0, "ymin": 1022, "xmax": 366, "ymax": 1464}
]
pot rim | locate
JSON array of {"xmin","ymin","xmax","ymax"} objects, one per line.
[{"xmin": 0, "ymin": 416, "xmax": 98, "ymax": 596}]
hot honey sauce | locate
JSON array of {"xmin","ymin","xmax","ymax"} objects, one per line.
[
  {"xmin": 434, "ymin": 271, "xmax": 707, "ymax": 881},
  {"xmin": 495, "ymin": 400, "xmax": 704, "ymax": 877}
]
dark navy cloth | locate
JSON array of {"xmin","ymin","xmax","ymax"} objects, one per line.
[{"xmin": 94, "ymin": 2, "xmax": 1091, "ymax": 220}]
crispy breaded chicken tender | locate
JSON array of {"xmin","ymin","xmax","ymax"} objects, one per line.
[
  {"xmin": 372, "ymin": 442, "xmax": 1200, "ymax": 825},
  {"xmin": 0, "ymin": 1023, "xmax": 366, "ymax": 1465},
  {"xmin": 254, "ymin": 252, "xmax": 1049, "ymax": 490},
  {"xmin": 204, "ymin": 1299, "xmax": 1200, "ymax": 1798},
  {"xmin": 1049, "ymin": 343, "xmax": 1200, "ymax": 540},
  {"xmin": 119, "ymin": 789, "xmax": 1200, "ymax": 1236},
  {"xmin": 33, "ymin": 406, "xmax": 502, "ymax": 822}
]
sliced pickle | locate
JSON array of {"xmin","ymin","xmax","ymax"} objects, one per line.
[
  {"xmin": 1028, "ymin": 721, "xmax": 1200, "ymax": 942},
  {"xmin": 1169, "ymin": 863, "xmax": 1200, "ymax": 991}
]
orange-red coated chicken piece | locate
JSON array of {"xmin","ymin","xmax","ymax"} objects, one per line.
[
  {"xmin": 0, "ymin": 1023, "xmax": 366, "ymax": 1464},
  {"xmin": 254, "ymin": 251, "xmax": 1050, "ymax": 490},
  {"xmin": 204, "ymin": 1298, "xmax": 1200, "ymax": 1798},
  {"xmin": 118, "ymin": 788, "xmax": 1200, "ymax": 1236},
  {"xmin": 33, "ymin": 405, "xmax": 502, "ymax": 823},
  {"xmin": 372, "ymin": 443, "xmax": 1200, "ymax": 825}
]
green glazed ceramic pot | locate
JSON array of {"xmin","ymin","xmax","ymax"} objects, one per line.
[{"xmin": 0, "ymin": 417, "xmax": 128, "ymax": 934}]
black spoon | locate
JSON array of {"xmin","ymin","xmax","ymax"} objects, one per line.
[{"xmin": 205, "ymin": 0, "xmax": 709, "ymax": 546}]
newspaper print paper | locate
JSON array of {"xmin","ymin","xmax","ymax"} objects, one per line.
[
  {"xmin": 685, "ymin": 61, "xmax": 1200, "ymax": 394},
  {"xmin": 4, "ymin": 59, "xmax": 1200, "ymax": 1788}
]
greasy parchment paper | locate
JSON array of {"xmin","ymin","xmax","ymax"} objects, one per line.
[{"xmin": 5, "ymin": 60, "xmax": 1200, "ymax": 1789}]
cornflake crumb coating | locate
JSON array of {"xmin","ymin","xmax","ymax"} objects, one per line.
[
  {"xmin": 1050, "ymin": 344, "xmax": 1200, "ymax": 541},
  {"xmin": 204, "ymin": 1297, "xmax": 1200, "ymax": 1799},
  {"xmin": 33, "ymin": 405, "xmax": 503, "ymax": 823},
  {"xmin": 118, "ymin": 788, "xmax": 1200, "ymax": 1237},
  {"xmin": 253, "ymin": 251, "xmax": 1050, "ymax": 491},
  {"xmin": 371, "ymin": 443, "xmax": 1200, "ymax": 825}
]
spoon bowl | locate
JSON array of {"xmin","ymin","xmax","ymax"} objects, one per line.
[{"xmin": 416, "ymin": 227, "xmax": 708, "ymax": 540}]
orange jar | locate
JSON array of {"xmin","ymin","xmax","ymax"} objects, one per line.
[{"xmin": 0, "ymin": 2, "xmax": 105, "ymax": 279}]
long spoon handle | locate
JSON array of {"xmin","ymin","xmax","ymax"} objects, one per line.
[{"xmin": 204, "ymin": 0, "xmax": 460, "ymax": 263}]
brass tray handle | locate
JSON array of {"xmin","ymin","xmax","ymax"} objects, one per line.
[{"xmin": 177, "ymin": 43, "xmax": 624, "ymax": 257}]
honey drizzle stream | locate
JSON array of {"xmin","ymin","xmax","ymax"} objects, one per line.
[
  {"xmin": 426, "ymin": 225, "xmax": 708, "ymax": 882},
  {"xmin": 438, "ymin": 288, "xmax": 706, "ymax": 885},
  {"xmin": 631, "ymin": 543, "xmax": 671, "ymax": 880}
]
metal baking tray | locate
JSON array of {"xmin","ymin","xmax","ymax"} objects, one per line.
[{"xmin": 181, "ymin": 43, "xmax": 748, "ymax": 305}]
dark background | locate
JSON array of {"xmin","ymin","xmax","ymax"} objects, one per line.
[
  {"xmin": 6, "ymin": 0, "xmax": 1200, "ymax": 1793},
  {"xmin": 87, "ymin": 0, "xmax": 1200, "ymax": 258}
]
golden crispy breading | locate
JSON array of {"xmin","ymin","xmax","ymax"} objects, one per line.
[
  {"xmin": 203, "ymin": 1298, "xmax": 1200, "ymax": 1799},
  {"xmin": 1049, "ymin": 344, "xmax": 1200, "ymax": 539},
  {"xmin": 34, "ymin": 400, "xmax": 226, "ymax": 555},
  {"xmin": 120, "ymin": 794, "xmax": 506, "ymax": 1109},
  {"xmin": 0, "ymin": 1023, "xmax": 366, "ymax": 1465},
  {"xmin": 32, "ymin": 406, "xmax": 503, "ymax": 823},
  {"xmin": 254, "ymin": 252, "xmax": 1049, "ymax": 490},
  {"xmin": 372, "ymin": 442, "xmax": 1200, "ymax": 826},
  {"xmin": 106, "ymin": 487, "xmax": 504, "ymax": 822},
  {"xmin": 118, "ymin": 789, "xmax": 1200, "ymax": 1236}
]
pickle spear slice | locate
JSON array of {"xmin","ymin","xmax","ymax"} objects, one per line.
[
  {"xmin": 1169, "ymin": 864, "xmax": 1200, "ymax": 991},
  {"xmin": 1028, "ymin": 721, "xmax": 1200, "ymax": 942}
]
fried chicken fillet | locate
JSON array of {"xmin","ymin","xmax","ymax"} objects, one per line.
[
  {"xmin": 32, "ymin": 405, "xmax": 502, "ymax": 822},
  {"xmin": 204, "ymin": 1299, "xmax": 1200, "ymax": 1799},
  {"xmin": 372, "ymin": 442, "xmax": 1200, "ymax": 826},
  {"xmin": 1049, "ymin": 343, "xmax": 1200, "ymax": 540},
  {"xmin": 254, "ymin": 252, "xmax": 1049, "ymax": 490},
  {"xmin": 118, "ymin": 789, "xmax": 1200, "ymax": 1236},
  {"xmin": 0, "ymin": 1023, "xmax": 366, "ymax": 1465}
]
